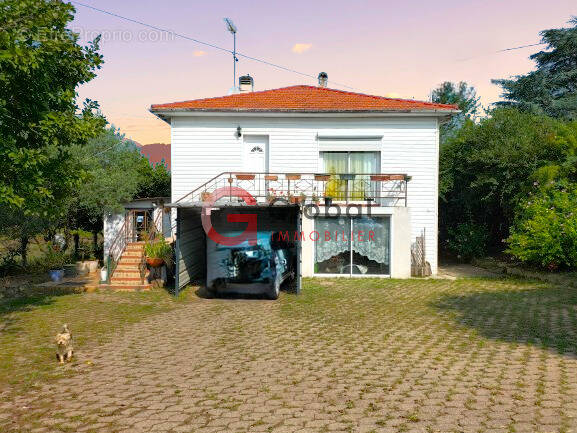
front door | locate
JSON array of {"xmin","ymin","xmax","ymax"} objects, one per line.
[{"xmin": 244, "ymin": 135, "xmax": 268, "ymax": 173}]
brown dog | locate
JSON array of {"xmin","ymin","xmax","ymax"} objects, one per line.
[{"xmin": 55, "ymin": 324, "xmax": 73, "ymax": 364}]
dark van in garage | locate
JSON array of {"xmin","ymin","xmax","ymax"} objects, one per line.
[{"xmin": 206, "ymin": 231, "xmax": 295, "ymax": 299}]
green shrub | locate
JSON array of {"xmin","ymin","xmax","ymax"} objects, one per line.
[
  {"xmin": 507, "ymin": 183, "xmax": 577, "ymax": 270},
  {"xmin": 445, "ymin": 222, "xmax": 489, "ymax": 261},
  {"xmin": 144, "ymin": 235, "xmax": 173, "ymax": 268}
]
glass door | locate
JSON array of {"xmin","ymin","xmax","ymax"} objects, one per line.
[{"xmin": 314, "ymin": 216, "xmax": 390, "ymax": 276}]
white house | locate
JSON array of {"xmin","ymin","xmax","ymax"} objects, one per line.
[{"xmin": 146, "ymin": 75, "xmax": 457, "ymax": 292}]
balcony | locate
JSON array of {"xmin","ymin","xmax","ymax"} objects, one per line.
[{"xmin": 172, "ymin": 172, "xmax": 410, "ymax": 207}]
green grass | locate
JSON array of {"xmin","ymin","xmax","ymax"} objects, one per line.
[{"xmin": 0, "ymin": 286, "xmax": 194, "ymax": 395}]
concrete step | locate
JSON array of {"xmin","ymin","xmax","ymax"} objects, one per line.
[
  {"xmin": 110, "ymin": 273, "xmax": 143, "ymax": 286},
  {"xmin": 101, "ymin": 283, "xmax": 151, "ymax": 291},
  {"xmin": 118, "ymin": 257, "xmax": 141, "ymax": 263},
  {"xmin": 113, "ymin": 270, "xmax": 142, "ymax": 278},
  {"xmin": 115, "ymin": 264, "xmax": 141, "ymax": 271},
  {"xmin": 122, "ymin": 251, "xmax": 143, "ymax": 258}
]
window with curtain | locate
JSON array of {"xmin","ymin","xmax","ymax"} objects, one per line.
[
  {"xmin": 320, "ymin": 152, "xmax": 379, "ymax": 200},
  {"xmin": 314, "ymin": 216, "xmax": 390, "ymax": 275}
]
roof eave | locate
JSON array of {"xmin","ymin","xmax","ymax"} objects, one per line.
[{"xmin": 149, "ymin": 108, "xmax": 460, "ymax": 119}]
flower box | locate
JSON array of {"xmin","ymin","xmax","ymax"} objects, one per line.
[
  {"xmin": 264, "ymin": 175, "xmax": 278, "ymax": 181},
  {"xmin": 285, "ymin": 174, "xmax": 301, "ymax": 180},
  {"xmin": 389, "ymin": 174, "xmax": 406, "ymax": 180},
  {"xmin": 235, "ymin": 174, "xmax": 255, "ymax": 180},
  {"xmin": 370, "ymin": 174, "xmax": 390, "ymax": 181},
  {"xmin": 339, "ymin": 174, "xmax": 356, "ymax": 181},
  {"xmin": 314, "ymin": 174, "xmax": 331, "ymax": 181}
]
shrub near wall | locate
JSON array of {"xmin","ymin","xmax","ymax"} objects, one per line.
[{"xmin": 507, "ymin": 183, "xmax": 577, "ymax": 270}]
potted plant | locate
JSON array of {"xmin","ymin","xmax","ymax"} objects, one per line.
[
  {"xmin": 144, "ymin": 236, "xmax": 172, "ymax": 268},
  {"xmin": 299, "ymin": 192, "xmax": 306, "ymax": 204},
  {"xmin": 324, "ymin": 196, "xmax": 333, "ymax": 207},
  {"xmin": 45, "ymin": 242, "xmax": 66, "ymax": 282},
  {"xmin": 286, "ymin": 173, "xmax": 301, "ymax": 181},
  {"xmin": 312, "ymin": 193, "xmax": 320, "ymax": 204},
  {"xmin": 314, "ymin": 174, "xmax": 330, "ymax": 182}
]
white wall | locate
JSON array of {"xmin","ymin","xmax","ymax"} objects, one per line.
[
  {"xmin": 171, "ymin": 116, "xmax": 439, "ymax": 273},
  {"xmin": 103, "ymin": 212, "xmax": 124, "ymax": 258}
]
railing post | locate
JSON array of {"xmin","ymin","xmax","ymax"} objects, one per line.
[{"xmin": 106, "ymin": 255, "xmax": 111, "ymax": 284}]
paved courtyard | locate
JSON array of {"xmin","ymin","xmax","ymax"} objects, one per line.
[{"xmin": 3, "ymin": 277, "xmax": 577, "ymax": 432}]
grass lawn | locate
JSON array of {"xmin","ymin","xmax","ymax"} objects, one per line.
[
  {"xmin": 2, "ymin": 276, "xmax": 577, "ymax": 432},
  {"xmin": 0, "ymin": 287, "xmax": 192, "ymax": 397}
]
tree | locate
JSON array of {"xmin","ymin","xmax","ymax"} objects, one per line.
[
  {"xmin": 65, "ymin": 128, "xmax": 171, "ymax": 255},
  {"xmin": 439, "ymin": 108, "xmax": 577, "ymax": 255},
  {"xmin": 493, "ymin": 17, "xmax": 577, "ymax": 120},
  {"xmin": 134, "ymin": 161, "xmax": 171, "ymax": 199},
  {"xmin": 0, "ymin": 0, "xmax": 106, "ymax": 213},
  {"xmin": 431, "ymin": 81, "xmax": 480, "ymax": 143}
]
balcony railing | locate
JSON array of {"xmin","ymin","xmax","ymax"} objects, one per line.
[{"xmin": 174, "ymin": 172, "xmax": 410, "ymax": 207}]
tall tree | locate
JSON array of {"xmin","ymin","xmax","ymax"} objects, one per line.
[
  {"xmin": 440, "ymin": 108, "xmax": 577, "ymax": 253},
  {"xmin": 431, "ymin": 81, "xmax": 480, "ymax": 143},
  {"xmin": 493, "ymin": 17, "xmax": 577, "ymax": 120},
  {"xmin": 0, "ymin": 0, "xmax": 106, "ymax": 213}
]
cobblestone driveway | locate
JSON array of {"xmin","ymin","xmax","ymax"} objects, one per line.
[{"xmin": 4, "ymin": 278, "xmax": 577, "ymax": 432}]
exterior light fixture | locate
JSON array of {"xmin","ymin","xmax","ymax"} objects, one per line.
[{"xmin": 236, "ymin": 126, "xmax": 242, "ymax": 138}]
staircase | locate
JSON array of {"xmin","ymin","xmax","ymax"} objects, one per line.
[{"xmin": 108, "ymin": 242, "xmax": 151, "ymax": 290}]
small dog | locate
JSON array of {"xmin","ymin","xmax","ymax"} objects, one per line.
[{"xmin": 55, "ymin": 324, "xmax": 73, "ymax": 364}]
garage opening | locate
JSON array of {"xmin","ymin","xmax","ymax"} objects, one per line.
[{"xmin": 175, "ymin": 205, "xmax": 301, "ymax": 297}]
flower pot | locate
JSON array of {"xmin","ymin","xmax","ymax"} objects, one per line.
[
  {"xmin": 314, "ymin": 174, "xmax": 330, "ymax": 181},
  {"xmin": 285, "ymin": 174, "xmax": 301, "ymax": 180},
  {"xmin": 264, "ymin": 175, "xmax": 278, "ymax": 181},
  {"xmin": 86, "ymin": 260, "xmax": 99, "ymax": 273},
  {"xmin": 339, "ymin": 174, "xmax": 355, "ymax": 181},
  {"xmin": 370, "ymin": 174, "xmax": 390, "ymax": 181},
  {"xmin": 389, "ymin": 174, "xmax": 406, "ymax": 180},
  {"xmin": 146, "ymin": 257, "xmax": 164, "ymax": 268},
  {"xmin": 324, "ymin": 197, "xmax": 333, "ymax": 207},
  {"xmin": 235, "ymin": 174, "xmax": 255, "ymax": 180},
  {"xmin": 48, "ymin": 269, "xmax": 64, "ymax": 282},
  {"xmin": 75, "ymin": 261, "xmax": 88, "ymax": 275}
]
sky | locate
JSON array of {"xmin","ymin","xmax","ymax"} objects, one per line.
[{"xmin": 72, "ymin": 0, "xmax": 576, "ymax": 144}]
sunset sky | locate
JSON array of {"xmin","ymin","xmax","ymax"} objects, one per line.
[{"xmin": 72, "ymin": 0, "xmax": 576, "ymax": 144}]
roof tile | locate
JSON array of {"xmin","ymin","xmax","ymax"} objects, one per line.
[{"xmin": 150, "ymin": 85, "xmax": 458, "ymax": 113}]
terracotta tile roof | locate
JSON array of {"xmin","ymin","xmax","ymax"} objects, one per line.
[{"xmin": 150, "ymin": 85, "xmax": 459, "ymax": 113}]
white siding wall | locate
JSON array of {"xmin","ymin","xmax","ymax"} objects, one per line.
[{"xmin": 171, "ymin": 116, "xmax": 439, "ymax": 273}]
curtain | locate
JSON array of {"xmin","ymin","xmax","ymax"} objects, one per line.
[
  {"xmin": 352, "ymin": 217, "xmax": 390, "ymax": 265},
  {"xmin": 350, "ymin": 152, "xmax": 377, "ymax": 200},
  {"xmin": 322, "ymin": 152, "xmax": 347, "ymax": 199},
  {"xmin": 315, "ymin": 217, "xmax": 351, "ymax": 263}
]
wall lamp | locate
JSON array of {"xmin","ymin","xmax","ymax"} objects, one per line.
[{"xmin": 235, "ymin": 126, "xmax": 242, "ymax": 138}]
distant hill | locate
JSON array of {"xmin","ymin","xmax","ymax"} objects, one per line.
[{"xmin": 134, "ymin": 142, "xmax": 171, "ymax": 170}]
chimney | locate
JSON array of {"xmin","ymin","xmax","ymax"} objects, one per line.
[
  {"xmin": 239, "ymin": 74, "xmax": 254, "ymax": 93},
  {"xmin": 318, "ymin": 72, "xmax": 328, "ymax": 88}
]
